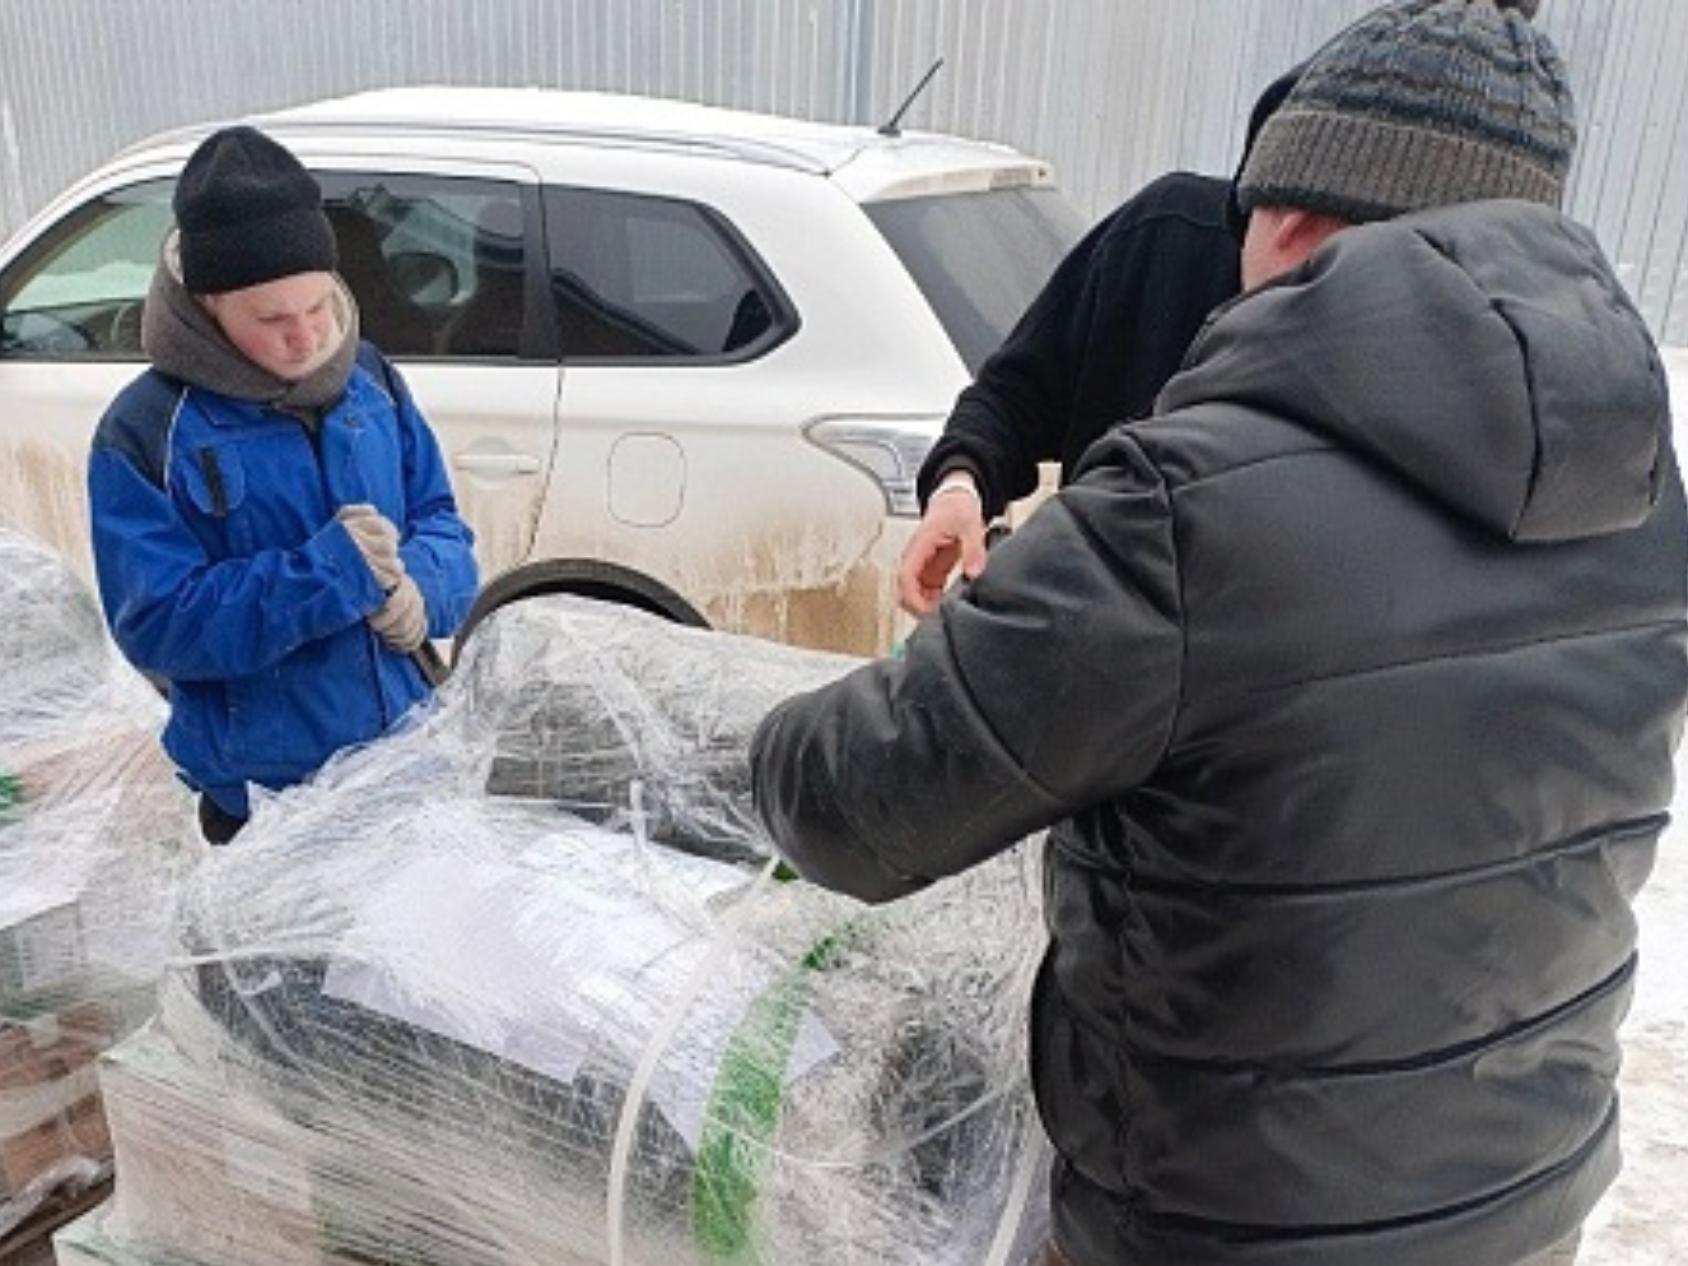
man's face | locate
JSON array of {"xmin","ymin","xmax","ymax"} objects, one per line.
[{"xmin": 203, "ymin": 272, "xmax": 339, "ymax": 380}]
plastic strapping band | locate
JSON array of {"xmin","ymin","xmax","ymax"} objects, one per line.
[
  {"xmin": 0, "ymin": 770, "xmax": 23, "ymax": 814},
  {"xmin": 982, "ymin": 1112, "xmax": 1048, "ymax": 1266},
  {"xmin": 606, "ymin": 851, "xmax": 782, "ymax": 1266}
]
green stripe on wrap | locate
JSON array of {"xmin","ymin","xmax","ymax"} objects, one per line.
[{"xmin": 690, "ymin": 930, "xmax": 849, "ymax": 1262}]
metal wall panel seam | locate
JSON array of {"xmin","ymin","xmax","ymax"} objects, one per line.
[{"xmin": 1605, "ymin": 0, "xmax": 1669, "ymax": 306}]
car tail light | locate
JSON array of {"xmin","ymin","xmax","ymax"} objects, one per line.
[{"xmin": 803, "ymin": 417, "xmax": 941, "ymax": 518}]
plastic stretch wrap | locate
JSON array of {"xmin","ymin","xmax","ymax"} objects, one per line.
[
  {"xmin": 90, "ymin": 597, "xmax": 1052, "ymax": 1266},
  {"xmin": 0, "ymin": 530, "xmax": 198, "ymax": 1238},
  {"xmin": 469, "ymin": 597, "xmax": 860, "ymax": 858}
]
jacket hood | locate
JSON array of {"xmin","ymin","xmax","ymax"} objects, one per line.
[{"xmin": 1163, "ymin": 200, "xmax": 1670, "ymax": 543}]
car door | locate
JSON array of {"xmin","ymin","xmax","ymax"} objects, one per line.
[
  {"xmin": 531, "ymin": 171, "xmax": 957, "ymax": 655},
  {"xmin": 0, "ymin": 171, "xmax": 175, "ymax": 572},
  {"xmin": 309, "ymin": 162, "xmax": 559, "ymax": 582}
]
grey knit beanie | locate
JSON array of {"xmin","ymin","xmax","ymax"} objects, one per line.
[{"xmin": 1236, "ymin": 0, "xmax": 1575, "ymax": 224}]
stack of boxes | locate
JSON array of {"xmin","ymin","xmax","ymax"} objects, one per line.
[
  {"xmin": 75, "ymin": 999, "xmax": 346, "ymax": 1266},
  {"xmin": 1, "ymin": 884, "xmax": 160, "ymax": 1233},
  {"xmin": 0, "ymin": 784, "xmax": 181, "ymax": 1241},
  {"xmin": 0, "ymin": 529, "xmax": 197, "ymax": 1242},
  {"xmin": 0, "ymin": 991, "xmax": 114, "ymax": 1224}
]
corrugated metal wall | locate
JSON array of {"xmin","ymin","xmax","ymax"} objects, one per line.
[{"xmin": 3, "ymin": 0, "xmax": 1685, "ymax": 343}]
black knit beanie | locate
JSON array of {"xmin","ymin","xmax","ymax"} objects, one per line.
[
  {"xmin": 1236, "ymin": 0, "xmax": 1575, "ymax": 224},
  {"xmin": 174, "ymin": 126, "xmax": 338, "ymax": 294}
]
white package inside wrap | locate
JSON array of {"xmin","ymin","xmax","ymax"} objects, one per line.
[{"xmin": 320, "ymin": 823, "xmax": 842, "ymax": 1149}]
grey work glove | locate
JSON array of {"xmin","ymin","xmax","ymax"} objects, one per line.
[
  {"xmin": 336, "ymin": 504, "xmax": 405, "ymax": 591},
  {"xmin": 369, "ymin": 573, "xmax": 429, "ymax": 653}
]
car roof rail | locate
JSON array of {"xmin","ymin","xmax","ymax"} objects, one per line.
[{"xmin": 115, "ymin": 116, "xmax": 839, "ymax": 177}]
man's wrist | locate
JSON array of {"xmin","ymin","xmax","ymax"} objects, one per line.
[{"xmin": 933, "ymin": 469, "xmax": 982, "ymax": 505}]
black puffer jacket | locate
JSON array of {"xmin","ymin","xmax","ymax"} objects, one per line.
[{"xmin": 752, "ymin": 200, "xmax": 1687, "ymax": 1266}]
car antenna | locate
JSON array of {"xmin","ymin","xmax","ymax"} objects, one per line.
[{"xmin": 878, "ymin": 58, "xmax": 945, "ymax": 138}]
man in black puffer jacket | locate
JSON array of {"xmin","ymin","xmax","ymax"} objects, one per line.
[{"xmin": 752, "ymin": 3, "xmax": 1687, "ymax": 1265}]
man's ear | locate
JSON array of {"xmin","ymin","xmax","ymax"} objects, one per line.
[{"xmin": 1280, "ymin": 208, "xmax": 1351, "ymax": 258}]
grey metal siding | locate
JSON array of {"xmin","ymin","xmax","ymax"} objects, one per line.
[{"xmin": 3, "ymin": 0, "xmax": 1684, "ymax": 343}]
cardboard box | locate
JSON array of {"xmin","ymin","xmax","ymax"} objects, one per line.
[
  {"xmin": 1, "ymin": 1002, "xmax": 120, "ymax": 1080},
  {"xmin": 98, "ymin": 1024, "xmax": 335, "ymax": 1266},
  {"xmin": 1, "ymin": 1089, "xmax": 108, "ymax": 1197},
  {"xmin": 0, "ymin": 1001, "xmax": 120, "ymax": 1201}
]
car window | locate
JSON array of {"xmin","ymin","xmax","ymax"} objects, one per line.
[
  {"xmin": 543, "ymin": 186, "xmax": 789, "ymax": 361},
  {"xmin": 865, "ymin": 186, "xmax": 1086, "ymax": 374},
  {"xmin": 0, "ymin": 181, "xmax": 172, "ymax": 359},
  {"xmin": 315, "ymin": 174, "xmax": 529, "ymax": 360}
]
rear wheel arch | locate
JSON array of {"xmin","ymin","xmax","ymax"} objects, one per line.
[{"xmin": 451, "ymin": 557, "xmax": 709, "ymax": 664}]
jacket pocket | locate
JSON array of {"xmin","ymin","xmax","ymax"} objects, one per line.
[
  {"xmin": 161, "ymin": 678, "xmax": 234, "ymax": 790},
  {"xmin": 179, "ymin": 443, "xmax": 247, "ymax": 519},
  {"xmin": 177, "ymin": 442, "xmax": 260, "ymax": 558}
]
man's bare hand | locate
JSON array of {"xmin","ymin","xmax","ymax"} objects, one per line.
[{"xmin": 898, "ymin": 480, "xmax": 989, "ymax": 617}]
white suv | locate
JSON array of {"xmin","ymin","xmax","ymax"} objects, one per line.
[{"xmin": 0, "ymin": 88, "xmax": 1083, "ymax": 655}]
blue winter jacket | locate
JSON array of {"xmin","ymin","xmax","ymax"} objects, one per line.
[{"xmin": 88, "ymin": 343, "xmax": 478, "ymax": 817}]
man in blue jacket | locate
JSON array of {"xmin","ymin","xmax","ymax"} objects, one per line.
[{"xmin": 88, "ymin": 126, "xmax": 478, "ymax": 844}]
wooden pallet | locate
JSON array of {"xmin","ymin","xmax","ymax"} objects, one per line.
[{"xmin": 0, "ymin": 1178, "xmax": 113, "ymax": 1265}]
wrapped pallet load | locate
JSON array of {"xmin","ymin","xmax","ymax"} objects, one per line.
[
  {"xmin": 0, "ymin": 530, "xmax": 198, "ymax": 1242},
  {"xmin": 76, "ymin": 597, "xmax": 1052, "ymax": 1266}
]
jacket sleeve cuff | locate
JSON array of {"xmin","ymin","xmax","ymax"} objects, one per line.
[
  {"xmin": 311, "ymin": 518, "xmax": 387, "ymax": 616},
  {"xmin": 918, "ymin": 454, "xmax": 1000, "ymax": 518}
]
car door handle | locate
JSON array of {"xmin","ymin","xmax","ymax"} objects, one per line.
[{"xmin": 453, "ymin": 452, "xmax": 542, "ymax": 475}]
